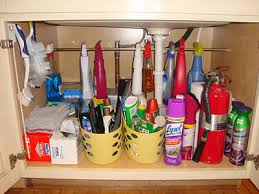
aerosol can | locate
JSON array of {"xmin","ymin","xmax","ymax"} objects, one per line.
[{"xmin": 193, "ymin": 75, "xmax": 230, "ymax": 164}]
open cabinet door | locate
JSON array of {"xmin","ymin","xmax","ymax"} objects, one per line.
[
  {"xmin": 0, "ymin": 20, "xmax": 25, "ymax": 193},
  {"xmin": 248, "ymin": 75, "xmax": 259, "ymax": 189}
]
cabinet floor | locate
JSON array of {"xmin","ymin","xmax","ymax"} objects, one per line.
[{"xmin": 6, "ymin": 180, "xmax": 258, "ymax": 194}]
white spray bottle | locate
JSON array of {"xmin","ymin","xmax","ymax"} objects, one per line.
[
  {"xmin": 81, "ymin": 42, "xmax": 94, "ymax": 99},
  {"xmin": 131, "ymin": 43, "xmax": 143, "ymax": 96}
]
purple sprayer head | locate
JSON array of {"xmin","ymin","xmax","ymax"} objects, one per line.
[
  {"xmin": 232, "ymin": 101, "xmax": 244, "ymax": 109},
  {"xmin": 167, "ymin": 98, "xmax": 185, "ymax": 118}
]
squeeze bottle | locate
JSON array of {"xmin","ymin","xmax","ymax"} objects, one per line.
[
  {"xmin": 94, "ymin": 41, "xmax": 107, "ymax": 99},
  {"xmin": 162, "ymin": 42, "xmax": 175, "ymax": 105},
  {"xmin": 164, "ymin": 98, "xmax": 185, "ymax": 165},
  {"xmin": 187, "ymin": 42, "xmax": 205, "ymax": 92},
  {"xmin": 173, "ymin": 39, "xmax": 187, "ymax": 97}
]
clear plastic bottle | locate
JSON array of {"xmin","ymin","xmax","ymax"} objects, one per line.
[{"xmin": 143, "ymin": 41, "xmax": 154, "ymax": 93}]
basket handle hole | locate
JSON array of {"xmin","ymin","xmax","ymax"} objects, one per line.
[
  {"xmin": 131, "ymin": 133, "xmax": 138, "ymax": 139},
  {"xmin": 84, "ymin": 134, "xmax": 90, "ymax": 139},
  {"xmin": 87, "ymin": 152, "xmax": 94, "ymax": 157},
  {"xmin": 113, "ymin": 133, "xmax": 119, "ymax": 138},
  {"xmin": 86, "ymin": 143, "xmax": 92, "ymax": 148},
  {"xmin": 133, "ymin": 152, "xmax": 140, "ymax": 157},
  {"xmin": 126, "ymin": 135, "xmax": 132, "ymax": 140},
  {"xmin": 112, "ymin": 142, "xmax": 119, "ymax": 147},
  {"xmin": 112, "ymin": 151, "xmax": 118, "ymax": 156}
]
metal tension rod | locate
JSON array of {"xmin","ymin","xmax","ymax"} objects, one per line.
[{"xmin": 54, "ymin": 47, "xmax": 231, "ymax": 52}]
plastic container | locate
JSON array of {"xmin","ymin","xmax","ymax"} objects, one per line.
[
  {"xmin": 80, "ymin": 123, "xmax": 123, "ymax": 165},
  {"xmin": 124, "ymin": 121, "xmax": 165, "ymax": 164}
]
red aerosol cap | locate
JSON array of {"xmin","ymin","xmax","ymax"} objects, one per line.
[{"xmin": 146, "ymin": 98, "xmax": 158, "ymax": 113}]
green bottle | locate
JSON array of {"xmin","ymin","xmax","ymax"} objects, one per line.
[
  {"xmin": 230, "ymin": 105, "xmax": 252, "ymax": 165},
  {"xmin": 225, "ymin": 101, "xmax": 244, "ymax": 156}
]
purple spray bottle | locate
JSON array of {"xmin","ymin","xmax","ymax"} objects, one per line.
[{"xmin": 164, "ymin": 98, "xmax": 185, "ymax": 166}]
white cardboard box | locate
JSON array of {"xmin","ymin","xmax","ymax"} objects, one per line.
[{"xmin": 50, "ymin": 130, "xmax": 82, "ymax": 164}]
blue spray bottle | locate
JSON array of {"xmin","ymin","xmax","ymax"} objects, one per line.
[
  {"xmin": 187, "ymin": 42, "xmax": 205, "ymax": 92},
  {"xmin": 162, "ymin": 42, "xmax": 175, "ymax": 105}
]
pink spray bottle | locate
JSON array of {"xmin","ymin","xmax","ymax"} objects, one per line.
[
  {"xmin": 173, "ymin": 39, "xmax": 187, "ymax": 97},
  {"xmin": 94, "ymin": 41, "xmax": 107, "ymax": 99}
]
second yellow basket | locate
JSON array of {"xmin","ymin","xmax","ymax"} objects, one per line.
[{"xmin": 124, "ymin": 122, "xmax": 165, "ymax": 164}]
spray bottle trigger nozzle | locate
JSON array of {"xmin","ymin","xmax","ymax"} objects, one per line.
[{"xmin": 193, "ymin": 42, "xmax": 203, "ymax": 56}]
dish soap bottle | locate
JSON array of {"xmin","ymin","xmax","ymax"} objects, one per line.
[{"xmin": 143, "ymin": 40, "xmax": 154, "ymax": 93}]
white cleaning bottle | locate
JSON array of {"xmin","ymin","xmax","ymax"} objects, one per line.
[
  {"xmin": 131, "ymin": 43, "xmax": 143, "ymax": 96},
  {"xmin": 81, "ymin": 42, "xmax": 94, "ymax": 100}
]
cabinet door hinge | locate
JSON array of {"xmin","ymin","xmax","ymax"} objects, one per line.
[
  {"xmin": 245, "ymin": 153, "xmax": 259, "ymax": 170},
  {"xmin": 9, "ymin": 151, "xmax": 26, "ymax": 170},
  {"xmin": 0, "ymin": 40, "xmax": 14, "ymax": 49}
]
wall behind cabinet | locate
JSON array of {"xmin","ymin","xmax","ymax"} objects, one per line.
[
  {"xmin": 211, "ymin": 23, "xmax": 259, "ymax": 108},
  {"xmin": 56, "ymin": 26, "xmax": 214, "ymax": 88}
]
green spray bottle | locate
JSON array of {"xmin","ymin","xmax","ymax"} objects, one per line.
[
  {"xmin": 230, "ymin": 105, "xmax": 252, "ymax": 165},
  {"xmin": 224, "ymin": 101, "xmax": 244, "ymax": 156}
]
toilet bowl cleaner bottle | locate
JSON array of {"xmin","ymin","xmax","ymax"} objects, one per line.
[
  {"xmin": 173, "ymin": 39, "xmax": 187, "ymax": 97},
  {"xmin": 164, "ymin": 98, "xmax": 185, "ymax": 165}
]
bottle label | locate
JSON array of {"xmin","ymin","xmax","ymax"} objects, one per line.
[
  {"xmin": 164, "ymin": 122, "xmax": 183, "ymax": 165},
  {"xmin": 183, "ymin": 124, "xmax": 195, "ymax": 147},
  {"xmin": 224, "ymin": 123, "xmax": 234, "ymax": 155},
  {"xmin": 182, "ymin": 124, "xmax": 195, "ymax": 160},
  {"xmin": 166, "ymin": 116, "xmax": 185, "ymax": 123},
  {"xmin": 230, "ymin": 129, "xmax": 247, "ymax": 165}
]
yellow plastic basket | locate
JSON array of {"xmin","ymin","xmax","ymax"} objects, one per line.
[
  {"xmin": 81, "ymin": 124, "xmax": 123, "ymax": 165},
  {"xmin": 124, "ymin": 122, "xmax": 165, "ymax": 164}
]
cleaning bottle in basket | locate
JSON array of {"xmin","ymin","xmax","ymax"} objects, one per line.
[
  {"xmin": 143, "ymin": 40, "xmax": 154, "ymax": 93},
  {"xmin": 94, "ymin": 41, "xmax": 107, "ymax": 99},
  {"xmin": 187, "ymin": 42, "xmax": 205, "ymax": 92},
  {"xmin": 162, "ymin": 41, "xmax": 175, "ymax": 105},
  {"xmin": 81, "ymin": 42, "xmax": 94, "ymax": 100},
  {"xmin": 132, "ymin": 43, "xmax": 143, "ymax": 96},
  {"xmin": 173, "ymin": 39, "xmax": 187, "ymax": 97},
  {"xmin": 164, "ymin": 98, "xmax": 185, "ymax": 165},
  {"xmin": 224, "ymin": 101, "xmax": 244, "ymax": 156},
  {"xmin": 230, "ymin": 105, "xmax": 252, "ymax": 165}
]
